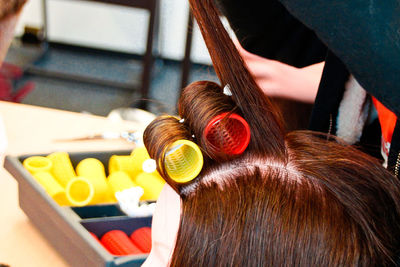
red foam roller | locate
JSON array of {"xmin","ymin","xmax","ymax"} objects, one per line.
[
  {"xmin": 130, "ymin": 227, "xmax": 152, "ymax": 253},
  {"xmin": 204, "ymin": 112, "xmax": 251, "ymax": 156},
  {"xmin": 101, "ymin": 230, "xmax": 143, "ymax": 256}
]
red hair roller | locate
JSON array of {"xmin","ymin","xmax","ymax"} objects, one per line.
[
  {"xmin": 130, "ymin": 227, "xmax": 152, "ymax": 253},
  {"xmin": 100, "ymin": 230, "xmax": 143, "ymax": 256},
  {"xmin": 204, "ymin": 112, "xmax": 251, "ymax": 156}
]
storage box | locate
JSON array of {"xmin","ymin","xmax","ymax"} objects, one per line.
[{"xmin": 4, "ymin": 150, "xmax": 152, "ymax": 267}]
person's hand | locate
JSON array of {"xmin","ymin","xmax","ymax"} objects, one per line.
[{"xmin": 235, "ymin": 40, "xmax": 324, "ymax": 103}]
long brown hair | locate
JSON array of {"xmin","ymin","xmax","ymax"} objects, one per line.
[{"xmin": 143, "ymin": 0, "xmax": 400, "ymax": 265}]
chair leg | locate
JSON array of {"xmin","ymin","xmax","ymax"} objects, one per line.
[{"xmin": 138, "ymin": 0, "xmax": 160, "ymax": 110}]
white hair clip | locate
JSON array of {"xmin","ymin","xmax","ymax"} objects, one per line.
[
  {"xmin": 179, "ymin": 118, "xmax": 185, "ymax": 123},
  {"xmin": 223, "ymin": 84, "xmax": 232, "ymax": 96}
]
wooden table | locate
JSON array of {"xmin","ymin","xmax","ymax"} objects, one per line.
[{"xmin": 0, "ymin": 101, "xmax": 147, "ymax": 267}]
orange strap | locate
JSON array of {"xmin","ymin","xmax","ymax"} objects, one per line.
[{"xmin": 372, "ymin": 97, "xmax": 397, "ymax": 144}]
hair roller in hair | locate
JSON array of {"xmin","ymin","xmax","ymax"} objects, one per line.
[
  {"xmin": 164, "ymin": 140, "xmax": 203, "ymax": 183},
  {"xmin": 204, "ymin": 112, "xmax": 250, "ymax": 157}
]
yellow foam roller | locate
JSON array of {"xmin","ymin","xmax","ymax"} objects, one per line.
[
  {"xmin": 47, "ymin": 152, "xmax": 76, "ymax": 187},
  {"xmin": 129, "ymin": 146, "xmax": 164, "ymax": 179},
  {"xmin": 130, "ymin": 146, "xmax": 152, "ymax": 172},
  {"xmin": 134, "ymin": 172, "xmax": 165, "ymax": 200},
  {"xmin": 65, "ymin": 177, "xmax": 95, "ymax": 206},
  {"xmin": 76, "ymin": 158, "xmax": 112, "ymax": 203},
  {"xmin": 108, "ymin": 171, "xmax": 136, "ymax": 195},
  {"xmin": 23, "ymin": 156, "xmax": 53, "ymax": 174},
  {"xmin": 76, "ymin": 158, "xmax": 106, "ymax": 178},
  {"xmin": 32, "ymin": 171, "xmax": 69, "ymax": 206},
  {"xmin": 108, "ymin": 155, "xmax": 137, "ymax": 178},
  {"xmin": 164, "ymin": 140, "xmax": 203, "ymax": 183},
  {"xmin": 130, "ymin": 146, "xmax": 150, "ymax": 159}
]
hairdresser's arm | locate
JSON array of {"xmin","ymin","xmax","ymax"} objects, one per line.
[
  {"xmin": 142, "ymin": 184, "xmax": 180, "ymax": 267},
  {"xmin": 277, "ymin": 0, "xmax": 400, "ymax": 117},
  {"xmin": 236, "ymin": 41, "xmax": 324, "ymax": 103}
]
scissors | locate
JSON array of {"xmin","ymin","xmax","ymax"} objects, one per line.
[{"xmin": 54, "ymin": 131, "xmax": 141, "ymax": 143}]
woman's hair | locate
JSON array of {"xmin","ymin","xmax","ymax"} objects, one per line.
[
  {"xmin": 0, "ymin": 0, "xmax": 27, "ymax": 21},
  {"xmin": 143, "ymin": 0, "xmax": 400, "ymax": 265}
]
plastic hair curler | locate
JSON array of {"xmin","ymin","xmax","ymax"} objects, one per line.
[
  {"xmin": 130, "ymin": 227, "xmax": 152, "ymax": 253},
  {"xmin": 130, "ymin": 146, "xmax": 153, "ymax": 173},
  {"xmin": 164, "ymin": 140, "xmax": 204, "ymax": 183},
  {"xmin": 76, "ymin": 158, "xmax": 113, "ymax": 203},
  {"xmin": 65, "ymin": 176, "xmax": 95, "ymax": 206},
  {"xmin": 101, "ymin": 230, "xmax": 143, "ymax": 256},
  {"xmin": 32, "ymin": 171, "xmax": 69, "ymax": 205},
  {"xmin": 109, "ymin": 147, "xmax": 154, "ymax": 179},
  {"xmin": 134, "ymin": 172, "xmax": 165, "ymax": 200},
  {"xmin": 204, "ymin": 112, "xmax": 251, "ymax": 156},
  {"xmin": 130, "ymin": 146, "xmax": 151, "ymax": 160},
  {"xmin": 47, "ymin": 152, "xmax": 77, "ymax": 187},
  {"xmin": 108, "ymin": 155, "xmax": 137, "ymax": 178},
  {"xmin": 108, "ymin": 171, "xmax": 137, "ymax": 195},
  {"xmin": 23, "ymin": 156, "xmax": 53, "ymax": 174}
]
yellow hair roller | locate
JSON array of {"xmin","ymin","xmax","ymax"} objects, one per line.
[
  {"xmin": 130, "ymin": 146, "xmax": 152, "ymax": 172},
  {"xmin": 76, "ymin": 158, "xmax": 113, "ymax": 203},
  {"xmin": 47, "ymin": 152, "xmax": 76, "ymax": 187},
  {"xmin": 164, "ymin": 140, "xmax": 204, "ymax": 183},
  {"xmin": 109, "ymin": 146, "xmax": 153, "ymax": 179},
  {"xmin": 65, "ymin": 177, "xmax": 95, "ymax": 206},
  {"xmin": 108, "ymin": 171, "xmax": 137, "ymax": 195},
  {"xmin": 134, "ymin": 172, "xmax": 165, "ymax": 200},
  {"xmin": 32, "ymin": 171, "xmax": 69, "ymax": 206},
  {"xmin": 23, "ymin": 156, "xmax": 53, "ymax": 174},
  {"xmin": 108, "ymin": 155, "xmax": 137, "ymax": 178}
]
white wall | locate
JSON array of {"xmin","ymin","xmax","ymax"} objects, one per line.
[{"xmin": 16, "ymin": 0, "xmax": 212, "ymax": 65}]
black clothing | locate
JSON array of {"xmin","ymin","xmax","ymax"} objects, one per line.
[
  {"xmin": 279, "ymin": 0, "xmax": 400, "ymax": 118},
  {"xmin": 217, "ymin": 0, "xmax": 400, "ymax": 174},
  {"xmin": 278, "ymin": 0, "xmax": 400, "ymax": 174},
  {"xmin": 214, "ymin": 0, "xmax": 325, "ymax": 132},
  {"xmin": 310, "ymin": 51, "xmax": 382, "ymax": 161},
  {"xmin": 215, "ymin": 0, "xmax": 327, "ymax": 68}
]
